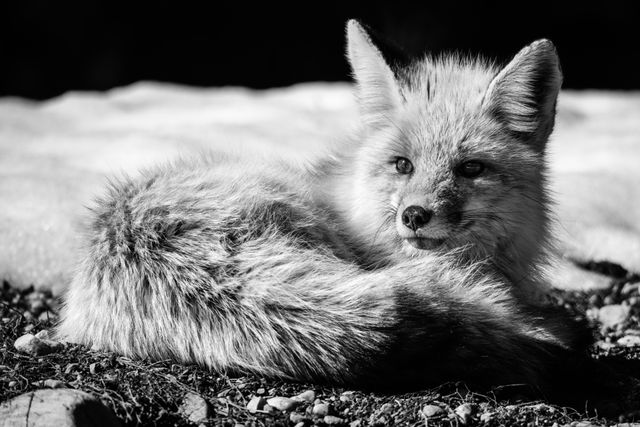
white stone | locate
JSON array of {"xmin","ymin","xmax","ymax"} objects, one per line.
[
  {"xmin": 455, "ymin": 403, "xmax": 477, "ymax": 424},
  {"xmin": 598, "ymin": 304, "xmax": 630, "ymax": 328},
  {"xmin": 266, "ymin": 396, "xmax": 300, "ymax": 411},
  {"xmin": 14, "ymin": 333, "xmax": 62, "ymax": 356},
  {"xmin": 179, "ymin": 392, "xmax": 210, "ymax": 423},
  {"xmin": 312, "ymin": 402, "xmax": 329, "ymax": 416},
  {"xmin": 422, "ymin": 404, "xmax": 444, "ymax": 417},
  {"xmin": 292, "ymin": 389, "xmax": 316, "ymax": 403},
  {"xmin": 0, "ymin": 388, "xmax": 119, "ymax": 426},
  {"xmin": 618, "ymin": 335, "xmax": 640, "ymax": 346},
  {"xmin": 246, "ymin": 396, "xmax": 266, "ymax": 413}
]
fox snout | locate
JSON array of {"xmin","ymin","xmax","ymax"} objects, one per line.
[
  {"xmin": 401, "ymin": 206, "xmax": 433, "ymax": 231},
  {"xmin": 396, "ymin": 199, "xmax": 458, "ymax": 251}
]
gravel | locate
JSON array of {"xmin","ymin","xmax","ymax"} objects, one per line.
[{"xmin": 2, "ymin": 264, "xmax": 640, "ymax": 426}]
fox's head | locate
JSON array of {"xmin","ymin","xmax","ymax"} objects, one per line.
[{"xmin": 340, "ymin": 20, "xmax": 561, "ymax": 272}]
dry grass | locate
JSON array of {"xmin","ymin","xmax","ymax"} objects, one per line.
[{"xmin": 2, "ymin": 265, "xmax": 640, "ymax": 426}]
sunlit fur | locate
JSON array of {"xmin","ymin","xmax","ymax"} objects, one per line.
[
  {"xmin": 325, "ymin": 23, "xmax": 563, "ymax": 304},
  {"xmin": 57, "ymin": 21, "xmax": 595, "ymax": 402}
]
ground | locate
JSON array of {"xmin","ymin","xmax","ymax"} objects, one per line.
[{"xmin": 1, "ymin": 262, "xmax": 640, "ymax": 426}]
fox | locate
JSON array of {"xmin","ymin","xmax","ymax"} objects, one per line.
[{"xmin": 57, "ymin": 20, "xmax": 629, "ymax": 408}]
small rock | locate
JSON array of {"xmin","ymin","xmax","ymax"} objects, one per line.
[
  {"xmin": 0, "ymin": 388, "xmax": 119, "ymax": 426},
  {"xmin": 256, "ymin": 387, "xmax": 266, "ymax": 395},
  {"xmin": 267, "ymin": 396, "xmax": 300, "ymax": 411},
  {"xmin": 179, "ymin": 392, "xmax": 210, "ymax": 423},
  {"xmin": 598, "ymin": 304, "xmax": 630, "ymax": 328},
  {"xmin": 246, "ymin": 396, "xmax": 267, "ymax": 413},
  {"xmin": 292, "ymin": 389, "xmax": 316, "ymax": 403},
  {"xmin": 35, "ymin": 330, "xmax": 50, "ymax": 340},
  {"xmin": 618, "ymin": 335, "xmax": 640, "ymax": 347},
  {"xmin": 38, "ymin": 311, "xmax": 55, "ymax": 322},
  {"xmin": 596, "ymin": 340, "xmax": 616, "ymax": 350},
  {"xmin": 43, "ymin": 379, "xmax": 66, "ymax": 388},
  {"xmin": 324, "ymin": 415, "xmax": 345, "ymax": 425},
  {"xmin": 8, "ymin": 381, "xmax": 17, "ymax": 387},
  {"xmin": 293, "ymin": 423, "xmax": 305, "ymax": 427},
  {"xmin": 455, "ymin": 403, "xmax": 477, "ymax": 424},
  {"xmin": 312, "ymin": 402, "xmax": 330, "ymax": 416},
  {"xmin": 89, "ymin": 362, "xmax": 100, "ymax": 375},
  {"xmin": 350, "ymin": 421, "xmax": 362, "ymax": 427},
  {"xmin": 621, "ymin": 282, "xmax": 640, "ymax": 296},
  {"xmin": 14, "ymin": 333, "xmax": 62, "ymax": 356},
  {"xmin": 422, "ymin": 404, "xmax": 444, "ymax": 417},
  {"xmin": 480, "ymin": 412, "xmax": 493, "ymax": 423},
  {"xmin": 289, "ymin": 412, "xmax": 307, "ymax": 423},
  {"xmin": 339, "ymin": 391, "xmax": 354, "ymax": 402},
  {"xmin": 30, "ymin": 299, "xmax": 46, "ymax": 315},
  {"xmin": 262, "ymin": 404, "xmax": 276, "ymax": 414},
  {"xmin": 23, "ymin": 324, "xmax": 35, "ymax": 333}
]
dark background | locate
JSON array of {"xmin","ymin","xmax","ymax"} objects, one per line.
[{"xmin": 2, "ymin": 1, "xmax": 639, "ymax": 100}]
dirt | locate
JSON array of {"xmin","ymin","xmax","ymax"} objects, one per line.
[{"xmin": 2, "ymin": 265, "xmax": 640, "ymax": 426}]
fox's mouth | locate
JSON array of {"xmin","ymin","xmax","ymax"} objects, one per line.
[{"xmin": 405, "ymin": 237, "xmax": 446, "ymax": 250}]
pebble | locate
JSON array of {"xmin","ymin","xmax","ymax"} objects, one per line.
[
  {"xmin": 179, "ymin": 392, "xmax": 210, "ymax": 423},
  {"xmin": 38, "ymin": 311, "xmax": 55, "ymax": 322},
  {"xmin": 35, "ymin": 330, "xmax": 50, "ymax": 339},
  {"xmin": 339, "ymin": 391, "xmax": 354, "ymax": 402},
  {"xmin": 289, "ymin": 412, "xmax": 307, "ymax": 423},
  {"xmin": 8, "ymin": 381, "xmax": 17, "ymax": 387},
  {"xmin": 324, "ymin": 415, "xmax": 345, "ymax": 425},
  {"xmin": 312, "ymin": 402, "xmax": 330, "ymax": 416},
  {"xmin": 618, "ymin": 335, "xmax": 640, "ymax": 346},
  {"xmin": 621, "ymin": 282, "xmax": 640, "ymax": 296},
  {"xmin": 14, "ymin": 333, "xmax": 63, "ymax": 356},
  {"xmin": 89, "ymin": 362, "xmax": 100, "ymax": 375},
  {"xmin": 480, "ymin": 412, "xmax": 493, "ymax": 423},
  {"xmin": 262, "ymin": 404, "xmax": 276, "ymax": 414},
  {"xmin": 292, "ymin": 389, "xmax": 316, "ymax": 403},
  {"xmin": 455, "ymin": 403, "xmax": 477, "ymax": 424},
  {"xmin": 422, "ymin": 404, "xmax": 444, "ymax": 417},
  {"xmin": 43, "ymin": 379, "xmax": 66, "ymax": 388},
  {"xmin": 246, "ymin": 396, "xmax": 267, "ymax": 413},
  {"xmin": 598, "ymin": 304, "xmax": 630, "ymax": 328},
  {"xmin": 0, "ymin": 388, "xmax": 119, "ymax": 426},
  {"xmin": 350, "ymin": 421, "xmax": 362, "ymax": 427},
  {"xmin": 266, "ymin": 396, "xmax": 300, "ymax": 411}
]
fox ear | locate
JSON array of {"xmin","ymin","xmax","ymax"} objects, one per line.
[
  {"xmin": 483, "ymin": 39, "xmax": 562, "ymax": 151},
  {"xmin": 346, "ymin": 20, "xmax": 403, "ymax": 127}
]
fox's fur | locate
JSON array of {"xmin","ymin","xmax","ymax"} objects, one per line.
[{"xmin": 57, "ymin": 21, "xmax": 617, "ymax": 406}]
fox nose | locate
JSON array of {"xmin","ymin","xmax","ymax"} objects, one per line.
[{"xmin": 401, "ymin": 206, "xmax": 432, "ymax": 231}]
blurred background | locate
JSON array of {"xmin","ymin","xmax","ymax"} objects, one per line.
[{"xmin": 2, "ymin": 0, "xmax": 639, "ymax": 100}]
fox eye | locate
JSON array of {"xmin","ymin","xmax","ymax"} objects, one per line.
[
  {"xmin": 457, "ymin": 161, "xmax": 485, "ymax": 178},
  {"xmin": 395, "ymin": 157, "xmax": 414, "ymax": 174}
]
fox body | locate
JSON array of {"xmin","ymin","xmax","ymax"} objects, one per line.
[{"xmin": 58, "ymin": 21, "xmax": 598, "ymax": 402}]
